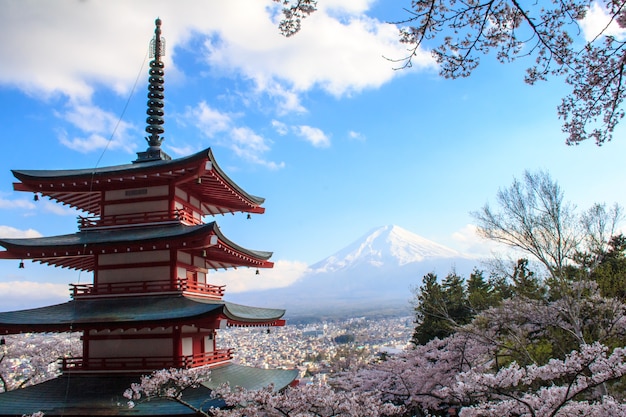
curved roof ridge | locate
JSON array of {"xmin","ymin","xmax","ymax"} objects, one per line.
[
  {"xmin": 222, "ymin": 300, "xmax": 286, "ymax": 322},
  {"xmin": 0, "ymin": 294, "xmax": 285, "ymax": 332},
  {"xmin": 12, "ymin": 147, "xmax": 265, "ymax": 213},
  {"xmin": 12, "ymin": 147, "xmax": 212, "ymax": 178},
  {"xmin": 211, "ymin": 222, "xmax": 273, "ymax": 261},
  {"xmin": 0, "ymin": 222, "xmax": 273, "ymax": 271}
]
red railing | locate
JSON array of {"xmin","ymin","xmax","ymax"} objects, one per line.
[
  {"xmin": 61, "ymin": 349, "xmax": 233, "ymax": 372},
  {"xmin": 184, "ymin": 349, "xmax": 233, "ymax": 368},
  {"xmin": 70, "ymin": 278, "xmax": 225, "ymax": 298},
  {"xmin": 78, "ymin": 207, "xmax": 201, "ymax": 229},
  {"xmin": 180, "ymin": 280, "xmax": 226, "ymax": 297}
]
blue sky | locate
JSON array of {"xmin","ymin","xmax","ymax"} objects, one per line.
[{"xmin": 1, "ymin": 0, "xmax": 625, "ymax": 310}]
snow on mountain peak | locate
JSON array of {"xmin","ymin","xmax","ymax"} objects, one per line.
[{"xmin": 311, "ymin": 225, "xmax": 462, "ymax": 273}]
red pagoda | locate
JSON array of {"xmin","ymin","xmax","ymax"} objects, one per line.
[{"xmin": 0, "ymin": 19, "xmax": 297, "ymax": 416}]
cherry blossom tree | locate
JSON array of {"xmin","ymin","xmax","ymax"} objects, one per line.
[
  {"xmin": 397, "ymin": 0, "xmax": 626, "ymax": 145},
  {"xmin": 125, "ymin": 368, "xmax": 404, "ymax": 417},
  {"xmin": 339, "ymin": 307, "xmax": 626, "ymax": 415},
  {"xmin": 273, "ymin": 0, "xmax": 318, "ymax": 37},
  {"xmin": 211, "ymin": 382, "xmax": 404, "ymax": 417},
  {"xmin": 123, "ymin": 289, "xmax": 626, "ymax": 417},
  {"xmin": 473, "ymin": 170, "xmax": 623, "ymax": 283},
  {"xmin": 122, "ymin": 196, "xmax": 626, "ymax": 417},
  {"xmin": 452, "ymin": 342, "xmax": 626, "ymax": 416},
  {"xmin": 337, "ymin": 332, "xmax": 495, "ymax": 416},
  {"xmin": 0, "ymin": 333, "xmax": 80, "ymax": 393},
  {"xmin": 123, "ymin": 367, "xmax": 213, "ymax": 415},
  {"xmin": 472, "ymin": 170, "xmax": 581, "ymax": 282},
  {"xmin": 275, "ymin": 0, "xmax": 626, "ymax": 145}
]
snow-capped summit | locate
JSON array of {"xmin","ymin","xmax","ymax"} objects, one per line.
[
  {"xmin": 311, "ymin": 225, "xmax": 462, "ymax": 273},
  {"xmin": 228, "ymin": 225, "xmax": 478, "ymax": 319}
]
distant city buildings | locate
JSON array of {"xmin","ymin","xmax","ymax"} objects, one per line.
[{"xmin": 218, "ymin": 316, "xmax": 413, "ymax": 379}]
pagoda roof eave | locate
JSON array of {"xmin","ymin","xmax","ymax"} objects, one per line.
[
  {"xmin": 0, "ymin": 365, "xmax": 298, "ymax": 416},
  {"xmin": 203, "ymin": 363, "xmax": 298, "ymax": 392},
  {"xmin": 0, "ymin": 295, "xmax": 285, "ymax": 334},
  {"xmin": 0, "ymin": 374, "xmax": 221, "ymax": 416},
  {"xmin": 0, "ymin": 221, "xmax": 273, "ymax": 271},
  {"xmin": 12, "ymin": 147, "xmax": 265, "ymax": 215}
]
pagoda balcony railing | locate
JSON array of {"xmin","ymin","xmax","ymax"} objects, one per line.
[
  {"xmin": 70, "ymin": 278, "xmax": 225, "ymax": 299},
  {"xmin": 78, "ymin": 208, "xmax": 202, "ymax": 230},
  {"xmin": 61, "ymin": 348, "xmax": 233, "ymax": 373}
]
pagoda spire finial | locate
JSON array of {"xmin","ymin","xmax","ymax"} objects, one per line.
[{"xmin": 135, "ymin": 18, "xmax": 171, "ymax": 163}]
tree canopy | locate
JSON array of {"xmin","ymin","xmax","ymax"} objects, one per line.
[
  {"xmin": 277, "ymin": 0, "xmax": 626, "ymax": 145},
  {"xmin": 472, "ymin": 170, "xmax": 622, "ymax": 282}
]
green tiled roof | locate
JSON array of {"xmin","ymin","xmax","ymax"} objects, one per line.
[
  {"xmin": 222, "ymin": 302, "xmax": 288, "ymax": 322},
  {"xmin": 0, "ymin": 223, "xmax": 208, "ymax": 248},
  {"xmin": 0, "ymin": 374, "xmax": 220, "ymax": 416},
  {"xmin": 12, "ymin": 147, "xmax": 265, "ymax": 205},
  {"xmin": 0, "ymin": 222, "xmax": 272, "ymax": 260},
  {"xmin": 203, "ymin": 363, "xmax": 298, "ymax": 391},
  {"xmin": 0, "ymin": 295, "xmax": 285, "ymax": 331},
  {"xmin": 0, "ymin": 364, "xmax": 298, "ymax": 416}
]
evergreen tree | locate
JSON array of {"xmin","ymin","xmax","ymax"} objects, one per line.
[
  {"xmin": 467, "ymin": 269, "xmax": 498, "ymax": 313},
  {"xmin": 511, "ymin": 258, "xmax": 546, "ymax": 300},
  {"xmin": 412, "ymin": 273, "xmax": 449, "ymax": 345},
  {"xmin": 412, "ymin": 271, "xmax": 473, "ymax": 346},
  {"xmin": 591, "ymin": 234, "xmax": 626, "ymax": 299},
  {"xmin": 441, "ymin": 271, "xmax": 472, "ymax": 326},
  {"xmin": 488, "ymin": 272, "xmax": 515, "ymax": 302}
]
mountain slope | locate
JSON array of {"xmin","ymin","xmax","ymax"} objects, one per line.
[
  {"xmin": 228, "ymin": 225, "xmax": 478, "ymax": 320},
  {"xmin": 311, "ymin": 225, "xmax": 462, "ymax": 272}
]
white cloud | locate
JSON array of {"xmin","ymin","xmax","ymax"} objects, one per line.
[
  {"xmin": 203, "ymin": 1, "xmax": 433, "ymax": 99},
  {"xmin": 0, "ymin": 0, "xmax": 434, "ymax": 168},
  {"xmin": 0, "ymin": 281, "xmax": 69, "ymax": 311},
  {"xmin": 230, "ymin": 127, "xmax": 286, "ymax": 170},
  {"xmin": 0, "ymin": 196, "xmax": 78, "ymax": 217},
  {"xmin": 0, "ymin": 1, "xmax": 433, "ymax": 112},
  {"xmin": 260, "ymin": 80, "xmax": 307, "ymax": 114},
  {"xmin": 321, "ymin": 0, "xmax": 378, "ymax": 15},
  {"xmin": 182, "ymin": 102, "xmax": 285, "ymax": 169},
  {"xmin": 294, "ymin": 125, "xmax": 331, "ymax": 148},
  {"xmin": 450, "ymin": 224, "xmax": 504, "ymax": 258},
  {"xmin": 580, "ymin": 2, "xmax": 626, "ymax": 41},
  {"xmin": 0, "ymin": 198, "xmax": 36, "ymax": 210},
  {"xmin": 167, "ymin": 144, "xmax": 198, "ymax": 157},
  {"xmin": 56, "ymin": 102, "xmax": 137, "ymax": 154},
  {"xmin": 348, "ymin": 130, "xmax": 365, "ymax": 141},
  {"xmin": 271, "ymin": 120, "xmax": 289, "ymax": 135},
  {"xmin": 450, "ymin": 224, "xmax": 526, "ymax": 259},
  {"xmin": 41, "ymin": 200, "xmax": 80, "ymax": 216},
  {"xmin": 185, "ymin": 101, "xmax": 233, "ymax": 137},
  {"xmin": 210, "ymin": 260, "xmax": 309, "ymax": 292},
  {"xmin": 0, "ymin": 226, "xmax": 42, "ymax": 239}
]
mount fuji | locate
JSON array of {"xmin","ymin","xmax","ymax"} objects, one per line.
[{"xmin": 228, "ymin": 225, "xmax": 479, "ymax": 320}]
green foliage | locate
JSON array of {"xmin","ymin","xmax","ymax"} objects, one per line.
[
  {"xmin": 591, "ymin": 234, "xmax": 626, "ymax": 299},
  {"xmin": 467, "ymin": 269, "xmax": 499, "ymax": 312},
  {"xmin": 525, "ymin": 339, "xmax": 554, "ymax": 365},
  {"xmin": 412, "ymin": 273, "xmax": 449, "ymax": 345},
  {"xmin": 333, "ymin": 334, "xmax": 355, "ymax": 344},
  {"xmin": 488, "ymin": 273, "xmax": 515, "ymax": 301},
  {"xmin": 412, "ymin": 271, "xmax": 477, "ymax": 346},
  {"xmin": 441, "ymin": 272, "xmax": 470, "ymax": 323},
  {"xmin": 511, "ymin": 259, "xmax": 546, "ymax": 300}
]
